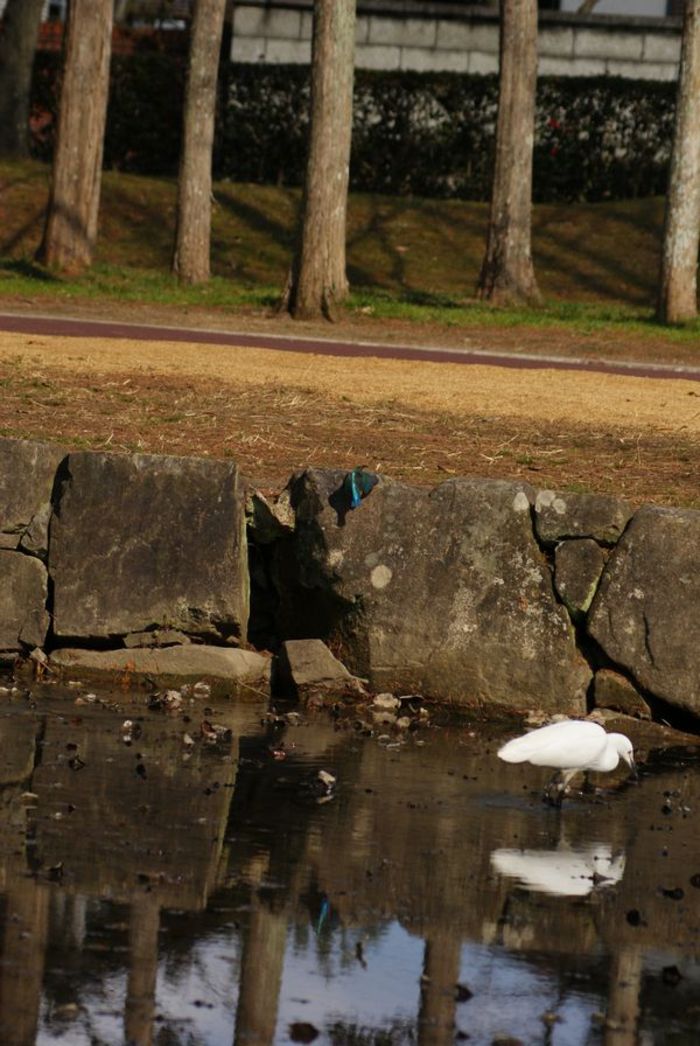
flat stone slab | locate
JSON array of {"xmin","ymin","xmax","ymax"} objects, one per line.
[
  {"xmin": 0, "ymin": 550, "xmax": 49, "ymax": 651},
  {"xmin": 49, "ymin": 645, "xmax": 270, "ymax": 697},
  {"xmin": 276, "ymin": 638, "xmax": 362, "ymax": 698},
  {"xmin": 50, "ymin": 451, "xmax": 249, "ymax": 643}
]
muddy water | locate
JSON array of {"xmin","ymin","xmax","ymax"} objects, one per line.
[{"xmin": 0, "ymin": 683, "xmax": 698, "ymax": 1045}]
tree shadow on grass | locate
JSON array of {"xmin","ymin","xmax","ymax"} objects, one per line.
[{"xmin": 0, "ymin": 258, "xmax": 60, "ymax": 282}]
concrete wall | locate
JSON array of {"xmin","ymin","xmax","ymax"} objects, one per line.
[{"xmin": 231, "ymin": 2, "xmax": 682, "ymax": 80}]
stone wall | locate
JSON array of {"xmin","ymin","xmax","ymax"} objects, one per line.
[
  {"xmin": 1, "ymin": 437, "xmax": 698, "ymax": 726},
  {"xmin": 231, "ymin": 2, "xmax": 682, "ymax": 80}
]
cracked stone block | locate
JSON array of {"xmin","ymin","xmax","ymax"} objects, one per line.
[
  {"xmin": 0, "ymin": 550, "xmax": 50, "ymax": 650},
  {"xmin": 588, "ymin": 506, "xmax": 700, "ymax": 715},
  {"xmin": 592, "ymin": 668, "xmax": 651, "ymax": 720},
  {"xmin": 554, "ymin": 538, "xmax": 606, "ymax": 618},
  {"xmin": 534, "ymin": 488, "xmax": 633, "ymax": 546},
  {"xmin": 0, "ymin": 437, "xmax": 65, "ymax": 554},
  {"xmin": 49, "ymin": 451, "xmax": 249, "ymax": 643},
  {"xmin": 275, "ymin": 470, "xmax": 590, "ymax": 712}
]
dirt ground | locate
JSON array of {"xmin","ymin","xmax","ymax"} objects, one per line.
[{"xmin": 0, "ymin": 311, "xmax": 698, "ymax": 508}]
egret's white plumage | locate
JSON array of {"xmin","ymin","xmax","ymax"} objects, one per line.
[{"xmin": 497, "ymin": 719, "xmax": 635, "ymax": 803}]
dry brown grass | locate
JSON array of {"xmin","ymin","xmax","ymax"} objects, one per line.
[{"xmin": 1, "ymin": 330, "xmax": 698, "ymax": 507}]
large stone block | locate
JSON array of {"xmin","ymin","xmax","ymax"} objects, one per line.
[
  {"xmin": 588, "ymin": 507, "xmax": 700, "ymax": 715},
  {"xmin": 0, "ymin": 551, "xmax": 49, "ymax": 651},
  {"xmin": 0, "ymin": 437, "xmax": 65, "ymax": 553},
  {"xmin": 534, "ymin": 489, "xmax": 633, "ymax": 546},
  {"xmin": 573, "ymin": 28, "xmax": 644, "ymax": 61},
  {"xmin": 368, "ymin": 15, "xmax": 437, "ymax": 49},
  {"xmin": 276, "ymin": 470, "xmax": 591, "ymax": 712},
  {"xmin": 49, "ymin": 451, "xmax": 249, "ymax": 643}
]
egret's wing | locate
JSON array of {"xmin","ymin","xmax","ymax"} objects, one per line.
[{"xmin": 497, "ymin": 720, "xmax": 605, "ymax": 769}]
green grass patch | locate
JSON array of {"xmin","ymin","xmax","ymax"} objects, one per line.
[{"xmin": 1, "ymin": 159, "xmax": 698, "ymax": 346}]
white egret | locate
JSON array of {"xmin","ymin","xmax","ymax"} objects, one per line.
[{"xmin": 497, "ymin": 719, "xmax": 635, "ymax": 805}]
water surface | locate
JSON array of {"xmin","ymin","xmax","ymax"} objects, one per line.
[{"xmin": 0, "ymin": 681, "xmax": 698, "ymax": 1045}]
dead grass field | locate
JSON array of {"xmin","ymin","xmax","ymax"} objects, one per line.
[{"xmin": 1, "ymin": 327, "xmax": 698, "ymax": 508}]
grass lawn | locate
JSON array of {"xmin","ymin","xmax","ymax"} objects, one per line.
[{"xmin": 1, "ymin": 158, "xmax": 698, "ymax": 361}]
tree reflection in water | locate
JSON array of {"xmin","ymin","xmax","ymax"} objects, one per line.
[{"xmin": 0, "ymin": 686, "xmax": 697, "ymax": 1045}]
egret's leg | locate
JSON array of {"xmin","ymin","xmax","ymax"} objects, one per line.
[
  {"xmin": 543, "ymin": 768, "xmax": 578, "ymax": 806},
  {"xmin": 543, "ymin": 770, "xmax": 565, "ymax": 806}
]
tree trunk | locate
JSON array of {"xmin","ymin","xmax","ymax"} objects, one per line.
[
  {"xmin": 172, "ymin": 0, "xmax": 227, "ymax": 285},
  {"xmin": 281, "ymin": 0, "xmax": 356, "ymax": 321},
  {"xmin": 576, "ymin": 0, "xmax": 602, "ymax": 13},
  {"xmin": 657, "ymin": 0, "xmax": 700, "ymax": 325},
  {"xmin": 477, "ymin": 0, "xmax": 541, "ymax": 306},
  {"xmin": 0, "ymin": 0, "xmax": 45, "ymax": 158},
  {"xmin": 36, "ymin": 0, "xmax": 113, "ymax": 273}
]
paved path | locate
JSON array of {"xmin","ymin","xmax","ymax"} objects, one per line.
[{"xmin": 1, "ymin": 311, "xmax": 698, "ymax": 382}]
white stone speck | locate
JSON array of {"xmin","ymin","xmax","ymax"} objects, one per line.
[{"xmin": 370, "ymin": 564, "xmax": 393, "ymax": 589}]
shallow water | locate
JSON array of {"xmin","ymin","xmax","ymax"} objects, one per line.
[{"xmin": 0, "ymin": 681, "xmax": 698, "ymax": 1045}]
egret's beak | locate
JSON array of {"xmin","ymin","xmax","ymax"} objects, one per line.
[{"xmin": 628, "ymin": 756, "xmax": 639, "ymax": 781}]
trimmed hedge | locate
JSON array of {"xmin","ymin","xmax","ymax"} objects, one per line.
[{"xmin": 30, "ymin": 53, "xmax": 676, "ymax": 202}]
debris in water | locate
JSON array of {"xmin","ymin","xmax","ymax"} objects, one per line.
[
  {"xmin": 200, "ymin": 720, "xmax": 232, "ymax": 745},
  {"xmin": 148, "ymin": 690, "xmax": 183, "ymax": 713},
  {"xmin": 121, "ymin": 719, "xmax": 141, "ymax": 745},
  {"xmin": 289, "ymin": 1022, "xmax": 319, "ymax": 1044}
]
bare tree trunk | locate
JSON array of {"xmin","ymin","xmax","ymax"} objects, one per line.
[
  {"xmin": 0, "ymin": 0, "xmax": 45, "ymax": 158},
  {"xmin": 36, "ymin": 0, "xmax": 113, "ymax": 272},
  {"xmin": 281, "ymin": 0, "xmax": 356, "ymax": 321},
  {"xmin": 657, "ymin": 0, "xmax": 700, "ymax": 325},
  {"xmin": 172, "ymin": 0, "xmax": 227, "ymax": 284},
  {"xmin": 478, "ymin": 0, "xmax": 541, "ymax": 306}
]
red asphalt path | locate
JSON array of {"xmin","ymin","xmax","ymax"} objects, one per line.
[{"xmin": 1, "ymin": 311, "xmax": 699, "ymax": 382}]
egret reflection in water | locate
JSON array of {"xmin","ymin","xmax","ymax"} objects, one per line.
[{"xmin": 491, "ymin": 843, "xmax": 627, "ymax": 896}]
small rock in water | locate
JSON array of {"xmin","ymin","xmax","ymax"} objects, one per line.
[
  {"xmin": 372, "ymin": 710, "xmax": 397, "ymax": 726},
  {"xmin": 299, "ymin": 769, "xmax": 337, "ymax": 804},
  {"xmin": 373, "ymin": 693, "xmax": 400, "ymax": 712},
  {"xmin": 148, "ymin": 690, "xmax": 183, "ymax": 713},
  {"xmin": 200, "ymin": 720, "xmax": 232, "ymax": 745}
]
